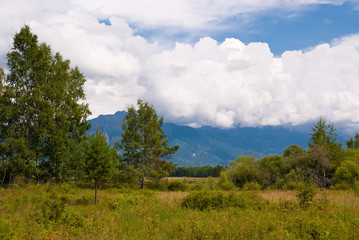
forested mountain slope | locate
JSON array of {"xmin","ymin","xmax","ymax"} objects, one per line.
[{"xmin": 89, "ymin": 111, "xmax": 321, "ymax": 166}]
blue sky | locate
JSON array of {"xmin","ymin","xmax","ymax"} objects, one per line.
[
  {"xmin": 1, "ymin": 0, "xmax": 359, "ymax": 130},
  {"xmin": 129, "ymin": 1, "xmax": 359, "ymax": 55},
  {"xmin": 224, "ymin": 2, "xmax": 359, "ymax": 55}
]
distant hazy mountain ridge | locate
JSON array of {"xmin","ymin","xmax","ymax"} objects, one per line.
[{"xmin": 88, "ymin": 111, "xmax": 314, "ymax": 166}]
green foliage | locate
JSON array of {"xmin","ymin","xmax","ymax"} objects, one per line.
[
  {"xmin": 280, "ymin": 168, "xmax": 313, "ymax": 190},
  {"xmin": 335, "ymin": 160, "xmax": 359, "ymax": 185},
  {"xmin": 346, "ymin": 133, "xmax": 359, "ymax": 149},
  {"xmin": 112, "ymin": 165, "xmax": 139, "ymax": 189},
  {"xmin": 190, "ymin": 182, "xmax": 205, "ymax": 191},
  {"xmin": 181, "ymin": 191, "xmax": 266, "ymax": 211},
  {"xmin": 330, "ymin": 182, "xmax": 352, "ymax": 190},
  {"xmin": 216, "ymin": 172, "xmax": 235, "ymax": 190},
  {"xmin": 82, "ymin": 125, "xmax": 119, "ymax": 203},
  {"xmin": 40, "ymin": 193, "xmax": 67, "ymax": 226},
  {"xmin": 0, "ymin": 26, "xmax": 90, "ymax": 183},
  {"xmin": 226, "ymin": 155, "xmax": 263, "ymax": 188},
  {"xmin": 283, "ymin": 144, "xmax": 305, "ymax": 157},
  {"xmin": 309, "ymin": 117, "xmax": 342, "ymax": 173},
  {"xmin": 243, "ymin": 182, "xmax": 262, "ymax": 190},
  {"xmin": 259, "ymin": 155, "xmax": 290, "ymax": 187},
  {"xmin": 309, "ymin": 117, "xmax": 337, "ymax": 148},
  {"xmin": 38, "ymin": 192, "xmax": 84, "ymax": 230},
  {"xmin": 1, "ymin": 185, "xmax": 359, "ymax": 239},
  {"xmin": 334, "ymin": 150, "xmax": 359, "ymax": 186},
  {"xmin": 167, "ymin": 180, "xmax": 188, "ymax": 191},
  {"xmin": 283, "ymin": 145, "xmax": 311, "ymax": 171},
  {"xmin": 353, "ymin": 180, "xmax": 359, "ymax": 196},
  {"xmin": 170, "ymin": 165, "xmax": 223, "ymax": 177},
  {"xmin": 206, "ymin": 176, "xmax": 216, "ymax": 190},
  {"xmin": 296, "ymin": 181, "xmax": 317, "ymax": 208},
  {"xmin": 117, "ymin": 99, "xmax": 179, "ymax": 189},
  {"xmin": 146, "ymin": 180, "xmax": 168, "ymax": 191}
]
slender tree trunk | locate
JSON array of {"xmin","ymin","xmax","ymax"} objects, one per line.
[
  {"xmin": 139, "ymin": 177, "xmax": 144, "ymax": 189},
  {"xmin": 9, "ymin": 172, "xmax": 12, "ymax": 185},
  {"xmin": 94, "ymin": 179, "xmax": 98, "ymax": 204},
  {"xmin": 2, "ymin": 166, "xmax": 6, "ymax": 186}
]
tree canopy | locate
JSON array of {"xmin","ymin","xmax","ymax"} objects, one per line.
[
  {"xmin": 0, "ymin": 25, "xmax": 90, "ymax": 183},
  {"xmin": 116, "ymin": 99, "xmax": 179, "ymax": 189},
  {"xmin": 82, "ymin": 126, "xmax": 118, "ymax": 203}
]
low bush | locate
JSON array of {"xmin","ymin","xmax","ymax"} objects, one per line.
[
  {"xmin": 330, "ymin": 182, "xmax": 352, "ymax": 190},
  {"xmin": 190, "ymin": 182, "xmax": 205, "ymax": 191},
  {"xmin": 167, "ymin": 180, "xmax": 188, "ymax": 191},
  {"xmin": 296, "ymin": 182, "xmax": 317, "ymax": 208},
  {"xmin": 216, "ymin": 172, "xmax": 235, "ymax": 190},
  {"xmin": 243, "ymin": 182, "xmax": 262, "ymax": 190},
  {"xmin": 146, "ymin": 181, "xmax": 168, "ymax": 191},
  {"xmin": 206, "ymin": 176, "xmax": 216, "ymax": 190},
  {"xmin": 181, "ymin": 190, "xmax": 267, "ymax": 211},
  {"xmin": 282, "ymin": 181, "xmax": 305, "ymax": 190},
  {"xmin": 353, "ymin": 180, "xmax": 359, "ymax": 196}
]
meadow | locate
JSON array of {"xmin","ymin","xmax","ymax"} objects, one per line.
[{"xmin": 0, "ymin": 183, "xmax": 359, "ymax": 240}]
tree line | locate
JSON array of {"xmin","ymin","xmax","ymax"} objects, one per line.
[
  {"xmin": 170, "ymin": 165, "xmax": 224, "ymax": 177},
  {"xmin": 224, "ymin": 118, "xmax": 359, "ymax": 190}
]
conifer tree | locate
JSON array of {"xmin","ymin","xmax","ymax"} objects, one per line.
[
  {"xmin": 117, "ymin": 99, "xmax": 179, "ymax": 189},
  {"xmin": 83, "ymin": 125, "xmax": 118, "ymax": 204}
]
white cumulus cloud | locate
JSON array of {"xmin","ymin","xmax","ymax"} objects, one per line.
[
  {"xmin": 1, "ymin": 0, "xmax": 359, "ymax": 131},
  {"xmin": 144, "ymin": 36, "xmax": 359, "ymax": 128}
]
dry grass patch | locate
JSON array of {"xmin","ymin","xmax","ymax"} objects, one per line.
[
  {"xmin": 260, "ymin": 190, "xmax": 297, "ymax": 202},
  {"xmin": 319, "ymin": 190, "xmax": 359, "ymax": 208},
  {"xmin": 260, "ymin": 189, "xmax": 359, "ymax": 207},
  {"xmin": 155, "ymin": 191, "xmax": 189, "ymax": 203}
]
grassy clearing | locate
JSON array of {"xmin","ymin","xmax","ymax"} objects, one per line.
[
  {"xmin": 260, "ymin": 189, "xmax": 359, "ymax": 207},
  {"xmin": 0, "ymin": 185, "xmax": 358, "ymax": 239},
  {"xmin": 165, "ymin": 177, "xmax": 219, "ymax": 184}
]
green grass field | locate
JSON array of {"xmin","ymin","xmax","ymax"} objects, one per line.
[{"xmin": 0, "ymin": 185, "xmax": 358, "ymax": 239}]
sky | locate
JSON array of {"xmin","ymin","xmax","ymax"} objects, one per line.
[{"xmin": 1, "ymin": 0, "xmax": 359, "ymax": 131}]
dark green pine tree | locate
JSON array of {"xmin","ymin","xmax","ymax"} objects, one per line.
[
  {"xmin": 0, "ymin": 26, "xmax": 90, "ymax": 183},
  {"xmin": 82, "ymin": 125, "xmax": 118, "ymax": 204},
  {"xmin": 117, "ymin": 99, "xmax": 179, "ymax": 189},
  {"xmin": 308, "ymin": 117, "xmax": 342, "ymax": 186},
  {"xmin": 346, "ymin": 133, "xmax": 359, "ymax": 150}
]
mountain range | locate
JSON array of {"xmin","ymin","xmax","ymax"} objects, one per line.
[{"xmin": 88, "ymin": 111, "xmax": 348, "ymax": 167}]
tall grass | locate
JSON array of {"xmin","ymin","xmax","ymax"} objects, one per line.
[{"xmin": 0, "ymin": 185, "xmax": 358, "ymax": 239}]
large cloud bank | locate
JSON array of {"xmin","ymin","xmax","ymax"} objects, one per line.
[
  {"xmin": 1, "ymin": 0, "xmax": 359, "ymax": 130},
  {"xmin": 146, "ymin": 36, "xmax": 359, "ymax": 128}
]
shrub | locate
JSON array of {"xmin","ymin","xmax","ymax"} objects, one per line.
[
  {"xmin": 330, "ymin": 182, "xmax": 352, "ymax": 190},
  {"xmin": 74, "ymin": 195, "xmax": 93, "ymax": 205},
  {"xmin": 216, "ymin": 172, "xmax": 235, "ymax": 190},
  {"xmin": 242, "ymin": 182, "xmax": 262, "ymax": 190},
  {"xmin": 207, "ymin": 177, "xmax": 216, "ymax": 190},
  {"xmin": 0, "ymin": 219, "xmax": 13, "ymax": 240},
  {"xmin": 353, "ymin": 180, "xmax": 359, "ymax": 196},
  {"xmin": 190, "ymin": 182, "xmax": 205, "ymax": 191},
  {"xmin": 167, "ymin": 180, "xmax": 187, "ymax": 191},
  {"xmin": 146, "ymin": 181, "xmax": 168, "ymax": 191},
  {"xmin": 41, "ymin": 194, "xmax": 66, "ymax": 225},
  {"xmin": 282, "ymin": 181, "xmax": 305, "ymax": 190},
  {"xmin": 181, "ymin": 191, "xmax": 266, "ymax": 211},
  {"xmin": 296, "ymin": 182, "xmax": 317, "ymax": 208},
  {"xmin": 61, "ymin": 211, "xmax": 84, "ymax": 228}
]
